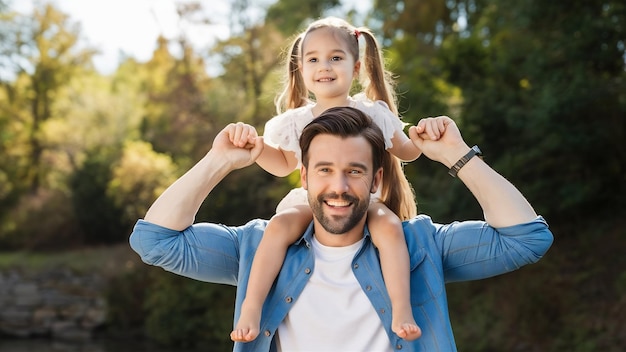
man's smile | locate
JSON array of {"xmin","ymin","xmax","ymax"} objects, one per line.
[{"xmin": 324, "ymin": 199, "xmax": 351, "ymax": 207}]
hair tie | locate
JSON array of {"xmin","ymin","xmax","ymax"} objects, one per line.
[{"xmin": 354, "ymin": 29, "xmax": 361, "ymax": 39}]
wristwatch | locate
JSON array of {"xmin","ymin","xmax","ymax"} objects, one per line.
[{"xmin": 448, "ymin": 145, "xmax": 482, "ymax": 177}]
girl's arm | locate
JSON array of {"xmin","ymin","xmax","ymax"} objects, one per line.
[
  {"xmin": 256, "ymin": 143, "xmax": 299, "ymax": 177},
  {"xmin": 388, "ymin": 130, "xmax": 422, "ymax": 162},
  {"xmin": 227, "ymin": 121, "xmax": 298, "ymax": 177}
]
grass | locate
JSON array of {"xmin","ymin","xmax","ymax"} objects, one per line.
[{"xmin": 0, "ymin": 243, "xmax": 142, "ymax": 277}]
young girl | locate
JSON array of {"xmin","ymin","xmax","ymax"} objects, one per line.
[{"xmin": 230, "ymin": 17, "xmax": 442, "ymax": 343}]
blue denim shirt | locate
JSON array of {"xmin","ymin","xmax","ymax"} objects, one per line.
[{"xmin": 129, "ymin": 215, "xmax": 553, "ymax": 352}]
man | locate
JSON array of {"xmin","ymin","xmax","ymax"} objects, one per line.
[{"xmin": 129, "ymin": 106, "xmax": 553, "ymax": 351}]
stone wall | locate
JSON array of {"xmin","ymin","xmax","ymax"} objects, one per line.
[{"xmin": 0, "ymin": 269, "xmax": 107, "ymax": 341}]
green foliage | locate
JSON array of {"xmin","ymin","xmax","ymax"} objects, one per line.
[
  {"xmin": 107, "ymin": 141, "xmax": 179, "ymax": 229},
  {"xmin": 70, "ymin": 140, "xmax": 179, "ymax": 245},
  {"xmin": 143, "ymin": 46, "xmax": 216, "ymax": 165},
  {"xmin": 266, "ymin": 0, "xmax": 341, "ymax": 35},
  {"xmin": 105, "ymin": 266, "xmax": 153, "ymax": 338},
  {"xmin": 70, "ymin": 150, "xmax": 127, "ymax": 245},
  {"xmin": 409, "ymin": 0, "xmax": 626, "ymax": 221},
  {"xmin": 0, "ymin": 244, "xmax": 136, "ymax": 274},
  {"xmin": 448, "ymin": 217, "xmax": 626, "ymax": 351},
  {"xmin": 212, "ymin": 22, "xmax": 286, "ymax": 127},
  {"xmin": 21, "ymin": 4, "xmax": 95, "ymax": 192},
  {"xmin": 199, "ymin": 165, "xmax": 288, "ymax": 225},
  {"xmin": 144, "ymin": 272, "xmax": 236, "ymax": 350},
  {"xmin": 373, "ymin": 0, "xmax": 453, "ymax": 43},
  {"xmin": 0, "ymin": 188, "xmax": 82, "ymax": 249},
  {"xmin": 0, "ymin": 99, "xmax": 16, "ymax": 213}
]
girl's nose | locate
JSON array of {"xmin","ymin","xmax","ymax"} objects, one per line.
[{"xmin": 319, "ymin": 61, "xmax": 331, "ymax": 72}]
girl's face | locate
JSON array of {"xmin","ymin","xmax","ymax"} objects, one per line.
[{"xmin": 299, "ymin": 27, "xmax": 360, "ymax": 102}]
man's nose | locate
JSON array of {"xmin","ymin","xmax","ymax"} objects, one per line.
[{"xmin": 329, "ymin": 173, "xmax": 349, "ymax": 193}]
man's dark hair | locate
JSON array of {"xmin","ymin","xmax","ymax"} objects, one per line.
[{"xmin": 299, "ymin": 106, "xmax": 386, "ymax": 172}]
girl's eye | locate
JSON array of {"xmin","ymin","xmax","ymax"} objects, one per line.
[
  {"xmin": 331, "ymin": 56, "xmax": 342, "ymax": 61},
  {"xmin": 307, "ymin": 57, "xmax": 318, "ymax": 63}
]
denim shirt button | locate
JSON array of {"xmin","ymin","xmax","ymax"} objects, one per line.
[
  {"xmin": 379, "ymin": 308, "xmax": 385, "ymax": 314},
  {"xmin": 304, "ymin": 268, "xmax": 311, "ymax": 274},
  {"xmin": 285, "ymin": 296, "xmax": 293, "ymax": 303},
  {"xmin": 365, "ymin": 285, "xmax": 372, "ymax": 291},
  {"xmin": 353, "ymin": 263, "xmax": 359, "ymax": 269},
  {"xmin": 396, "ymin": 344, "xmax": 403, "ymax": 350},
  {"xmin": 264, "ymin": 330, "xmax": 271, "ymax": 337}
]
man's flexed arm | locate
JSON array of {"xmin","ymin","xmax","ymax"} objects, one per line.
[
  {"xmin": 144, "ymin": 122, "xmax": 264, "ymax": 230},
  {"xmin": 409, "ymin": 117, "xmax": 537, "ymax": 228}
]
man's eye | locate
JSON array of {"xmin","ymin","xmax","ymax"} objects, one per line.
[{"xmin": 349, "ymin": 169, "xmax": 362, "ymax": 175}]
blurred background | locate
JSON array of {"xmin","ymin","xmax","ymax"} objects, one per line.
[{"xmin": 0, "ymin": 0, "xmax": 624, "ymax": 351}]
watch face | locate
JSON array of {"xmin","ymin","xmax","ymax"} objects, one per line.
[{"xmin": 473, "ymin": 145, "xmax": 482, "ymax": 155}]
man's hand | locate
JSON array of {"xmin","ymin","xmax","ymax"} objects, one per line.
[
  {"xmin": 408, "ymin": 116, "xmax": 469, "ymax": 168},
  {"xmin": 144, "ymin": 122, "xmax": 264, "ymax": 229},
  {"xmin": 213, "ymin": 122, "xmax": 264, "ymax": 171}
]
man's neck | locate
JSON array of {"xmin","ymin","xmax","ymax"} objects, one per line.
[{"xmin": 312, "ymin": 220, "xmax": 366, "ymax": 247}]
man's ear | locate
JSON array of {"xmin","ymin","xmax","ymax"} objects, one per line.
[
  {"xmin": 300, "ymin": 165, "xmax": 308, "ymax": 190},
  {"xmin": 370, "ymin": 167, "xmax": 383, "ymax": 194}
]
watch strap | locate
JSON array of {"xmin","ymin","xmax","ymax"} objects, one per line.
[{"xmin": 448, "ymin": 145, "xmax": 482, "ymax": 177}]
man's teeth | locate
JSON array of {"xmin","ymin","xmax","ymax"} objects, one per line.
[{"xmin": 326, "ymin": 200, "xmax": 349, "ymax": 207}]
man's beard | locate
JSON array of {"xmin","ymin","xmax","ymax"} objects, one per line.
[{"xmin": 308, "ymin": 192, "xmax": 369, "ymax": 234}]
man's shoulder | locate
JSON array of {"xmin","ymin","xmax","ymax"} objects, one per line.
[
  {"xmin": 189, "ymin": 218, "xmax": 269, "ymax": 244},
  {"xmin": 402, "ymin": 214, "xmax": 441, "ymax": 246},
  {"xmin": 234, "ymin": 218, "xmax": 270, "ymax": 233},
  {"xmin": 403, "ymin": 214, "xmax": 436, "ymax": 228}
]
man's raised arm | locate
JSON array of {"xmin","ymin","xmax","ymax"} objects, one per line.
[
  {"xmin": 144, "ymin": 123, "xmax": 264, "ymax": 231},
  {"xmin": 409, "ymin": 117, "xmax": 538, "ymax": 228}
]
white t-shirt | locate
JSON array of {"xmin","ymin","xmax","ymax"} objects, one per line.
[{"xmin": 276, "ymin": 236, "xmax": 392, "ymax": 352}]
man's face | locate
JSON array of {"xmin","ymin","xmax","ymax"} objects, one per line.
[{"xmin": 301, "ymin": 134, "xmax": 382, "ymax": 237}]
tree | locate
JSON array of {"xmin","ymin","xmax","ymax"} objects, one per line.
[
  {"xmin": 4, "ymin": 3, "xmax": 95, "ymax": 192},
  {"xmin": 368, "ymin": 0, "xmax": 469, "ymax": 218},
  {"xmin": 439, "ymin": 0, "xmax": 626, "ymax": 221},
  {"xmin": 55, "ymin": 70, "xmax": 148, "ymax": 244},
  {"xmin": 131, "ymin": 2, "xmax": 222, "ymax": 167},
  {"xmin": 0, "ymin": 3, "xmax": 101, "ymax": 247},
  {"xmin": 266, "ymin": 0, "xmax": 341, "ymax": 35}
]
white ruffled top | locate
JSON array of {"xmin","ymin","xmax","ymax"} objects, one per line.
[{"xmin": 263, "ymin": 93, "xmax": 406, "ymax": 168}]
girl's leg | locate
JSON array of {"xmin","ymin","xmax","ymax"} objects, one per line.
[
  {"xmin": 230, "ymin": 205, "xmax": 313, "ymax": 342},
  {"xmin": 368, "ymin": 202, "xmax": 422, "ymax": 341}
]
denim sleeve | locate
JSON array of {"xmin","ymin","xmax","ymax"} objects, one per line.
[
  {"xmin": 431, "ymin": 216, "xmax": 553, "ymax": 283},
  {"xmin": 128, "ymin": 219, "xmax": 244, "ymax": 286}
]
